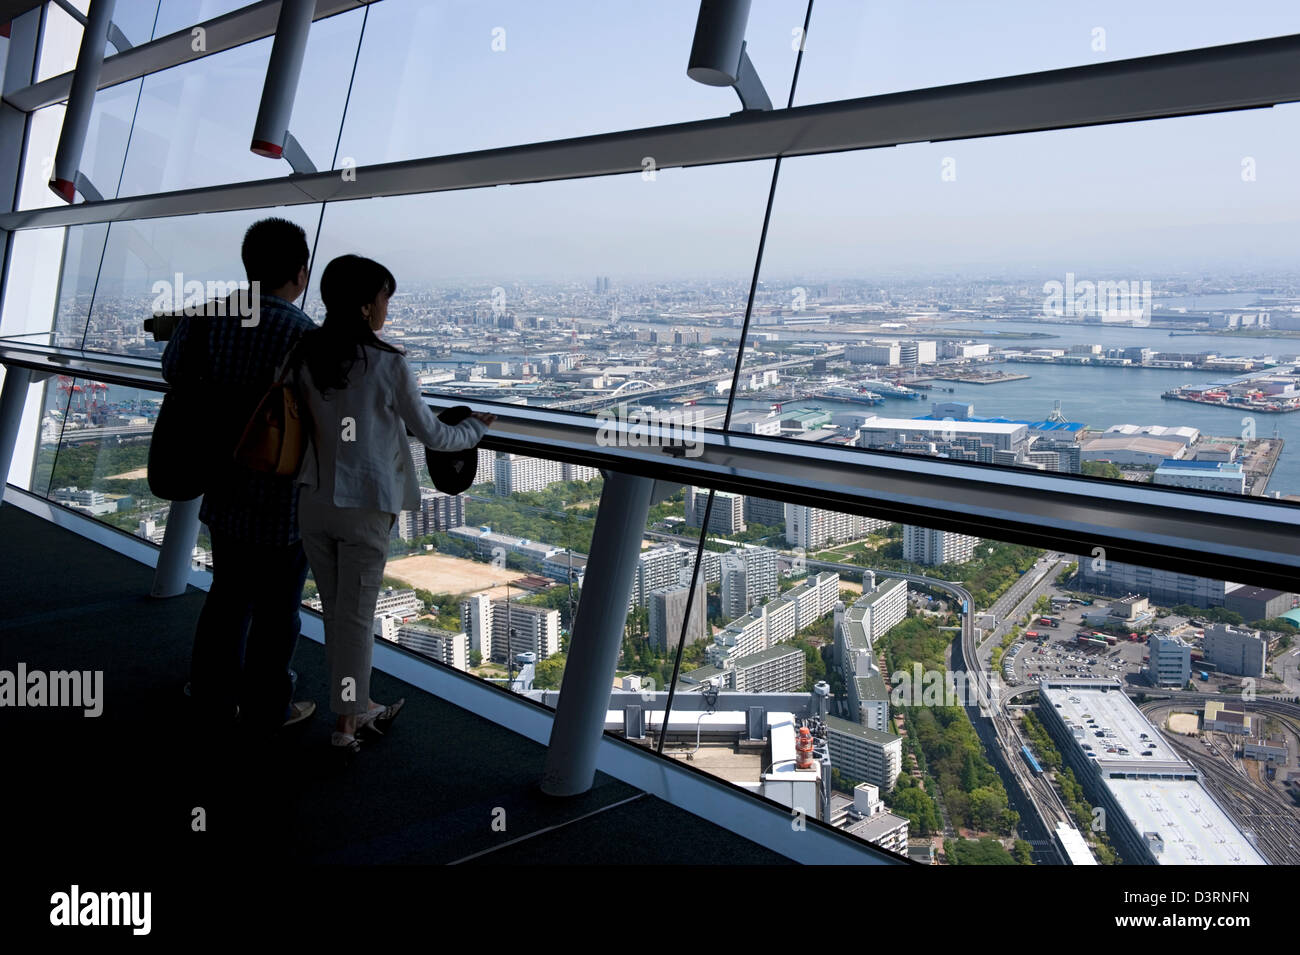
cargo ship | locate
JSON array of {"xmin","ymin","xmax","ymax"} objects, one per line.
[{"xmin": 818, "ymin": 385, "xmax": 884, "ymax": 405}]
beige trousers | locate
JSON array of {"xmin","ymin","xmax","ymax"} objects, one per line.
[{"xmin": 298, "ymin": 488, "xmax": 395, "ymax": 717}]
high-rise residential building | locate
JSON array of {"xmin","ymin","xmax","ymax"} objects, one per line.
[
  {"xmin": 629, "ymin": 545, "xmax": 684, "ymax": 612},
  {"xmin": 684, "ymin": 485, "xmax": 746, "ymax": 535},
  {"xmin": 459, "ymin": 593, "xmax": 493, "ymax": 661},
  {"xmin": 493, "ymin": 453, "xmax": 564, "ymax": 495},
  {"xmin": 391, "ymin": 623, "xmax": 469, "ymax": 671},
  {"xmin": 394, "ymin": 487, "xmax": 465, "ymax": 541},
  {"xmin": 902, "ymin": 525, "xmax": 978, "ymax": 566},
  {"xmin": 490, "ymin": 454, "xmax": 600, "ymax": 495},
  {"xmin": 563, "ymin": 462, "xmax": 601, "ymax": 483},
  {"xmin": 786, "ymin": 504, "xmax": 890, "ymax": 550},
  {"xmin": 471, "ymin": 447, "xmax": 495, "ymax": 486},
  {"xmin": 490, "ymin": 600, "xmax": 561, "ymax": 661},
  {"xmin": 743, "ymin": 495, "xmax": 787, "ymax": 528},
  {"xmin": 648, "ymin": 584, "xmax": 709, "ymax": 651},
  {"xmin": 718, "ymin": 546, "xmax": 779, "ymax": 617},
  {"xmin": 733, "ymin": 644, "xmax": 806, "ymax": 692},
  {"xmin": 834, "ymin": 578, "xmax": 907, "ymax": 731},
  {"xmin": 824, "ymin": 716, "xmax": 903, "ymax": 791},
  {"xmin": 788, "ymin": 571, "xmax": 841, "ymax": 630}
]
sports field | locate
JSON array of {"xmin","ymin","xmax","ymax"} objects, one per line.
[{"xmin": 386, "ymin": 551, "xmax": 528, "ymax": 598}]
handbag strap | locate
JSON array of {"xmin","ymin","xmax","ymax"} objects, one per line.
[{"xmin": 272, "ymin": 331, "xmax": 309, "ymax": 386}]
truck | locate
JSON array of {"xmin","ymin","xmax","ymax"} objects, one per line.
[
  {"xmin": 1039, "ymin": 615, "xmax": 1061, "ymax": 628},
  {"xmin": 1199, "ymin": 670, "xmax": 1210, "ymax": 681}
]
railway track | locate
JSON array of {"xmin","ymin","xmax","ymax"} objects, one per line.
[{"xmin": 1141, "ymin": 700, "xmax": 1300, "ymax": 864}]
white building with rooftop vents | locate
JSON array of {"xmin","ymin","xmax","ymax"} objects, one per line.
[{"xmin": 1037, "ymin": 679, "xmax": 1267, "ymax": 865}]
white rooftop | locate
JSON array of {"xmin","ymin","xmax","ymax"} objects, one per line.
[
  {"xmin": 1109, "ymin": 779, "xmax": 1268, "ymax": 865},
  {"xmin": 857, "ymin": 416, "xmax": 1026, "ymax": 436},
  {"xmin": 1042, "ymin": 679, "xmax": 1266, "ymax": 865},
  {"xmin": 1054, "ymin": 824, "xmax": 1098, "ymax": 865}
]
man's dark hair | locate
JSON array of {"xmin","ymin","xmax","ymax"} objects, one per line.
[{"xmin": 241, "ymin": 217, "xmax": 309, "ymax": 290}]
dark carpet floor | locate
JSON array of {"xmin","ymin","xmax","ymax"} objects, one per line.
[{"xmin": 0, "ymin": 503, "xmax": 791, "ymax": 865}]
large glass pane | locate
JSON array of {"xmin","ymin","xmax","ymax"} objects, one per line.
[
  {"xmin": 736, "ymin": 104, "xmax": 1300, "ymax": 499},
  {"xmin": 43, "ymin": 376, "xmax": 171, "ymax": 549},
  {"xmin": 334, "ymin": 0, "xmax": 806, "ymax": 168},
  {"xmin": 115, "ymin": 9, "xmax": 362, "ymax": 197},
  {"xmin": 356, "ymin": 450, "xmax": 593, "ymax": 684},
  {"xmin": 16, "ymin": 77, "xmax": 141, "ymax": 211},
  {"xmin": 109, "ymin": 0, "xmax": 162, "ymax": 48},
  {"xmin": 647, "ymin": 486, "xmax": 1298, "ymax": 864},
  {"xmin": 305, "ymin": 161, "xmax": 774, "ymax": 411},
  {"xmin": 77, "ymin": 206, "xmax": 322, "ymax": 357},
  {"xmin": 35, "ymin": 1, "xmax": 82, "ymax": 83},
  {"xmin": 151, "ymin": 0, "xmax": 251, "ymax": 40},
  {"xmin": 795, "ymin": 0, "xmax": 1300, "ymax": 106}
]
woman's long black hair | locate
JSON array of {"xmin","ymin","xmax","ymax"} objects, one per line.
[{"xmin": 300, "ymin": 254, "xmax": 402, "ymax": 396}]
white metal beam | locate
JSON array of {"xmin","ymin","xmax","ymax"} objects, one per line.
[
  {"xmin": 2, "ymin": 0, "xmax": 375, "ymax": 113},
  {"xmin": 3, "ymin": 33, "xmax": 1300, "ymax": 232}
]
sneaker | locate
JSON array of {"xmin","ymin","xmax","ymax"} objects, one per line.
[{"xmin": 282, "ymin": 700, "xmax": 316, "ymax": 728}]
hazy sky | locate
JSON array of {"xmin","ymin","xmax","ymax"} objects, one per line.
[{"xmin": 42, "ymin": 0, "xmax": 1300, "ymax": 296}]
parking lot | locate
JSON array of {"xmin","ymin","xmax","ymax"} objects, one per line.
[{"xmin": 1002, "ymin": 597, "xmax": 1167, "ymax": 687}]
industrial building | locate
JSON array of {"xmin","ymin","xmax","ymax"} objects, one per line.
[
  {"xmin": 1037, "ymin": 680, "xmax": 1266, "ymax": 865},
  {"xmin": 1076, "ymin": 555, "xmax": 1235, "ymax": 609},
  {"xmin": 1153, "ymin": 459, "xmax": 1247, "ymax": 495},
  {"xmin": 856, "ymin": 416, "xmax": 1028, "ymax": 455},
  {"xmin": 1147, "ymin": 634, "xmax": 1192, "ymax": 687},
  {"xmin": 1202, "ymin": 624, "xmax": 1268, "ymax": 678}
]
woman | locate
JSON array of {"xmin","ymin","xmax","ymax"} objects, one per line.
[{"xmin": 294, "ymin": 254, "xmax": 496, "ymax": 755}]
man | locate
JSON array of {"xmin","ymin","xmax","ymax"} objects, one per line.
[{"xmin": 162, "ymin": 217, "xmax": 317, "ymax": 734}]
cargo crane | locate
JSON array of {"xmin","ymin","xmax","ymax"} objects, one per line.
[
  {"xmin": 87, "ymin": 382, "xmax": 109, "ymax": 423},
  {"xmin": 56, "ymin": 376, "xmax": 86, "ymax": 414}
]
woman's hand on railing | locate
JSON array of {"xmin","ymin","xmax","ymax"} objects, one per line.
[{"xmin": 470, "ymin": 411, "xmax": 497, "ymax": 427}]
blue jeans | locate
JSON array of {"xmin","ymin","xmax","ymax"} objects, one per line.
[{"xmin": 190, "ymin": 529, "xmax": 310, "ymax": 730}]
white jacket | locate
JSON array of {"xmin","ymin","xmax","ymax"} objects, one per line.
[{"xmin": 295, "ymin": 343, "xmax": 488, "ymax": 514}]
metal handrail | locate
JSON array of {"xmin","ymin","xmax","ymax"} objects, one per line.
[{"xmin": 4, "ymin": 340, "xmax": 1296, "ymax": 591}]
